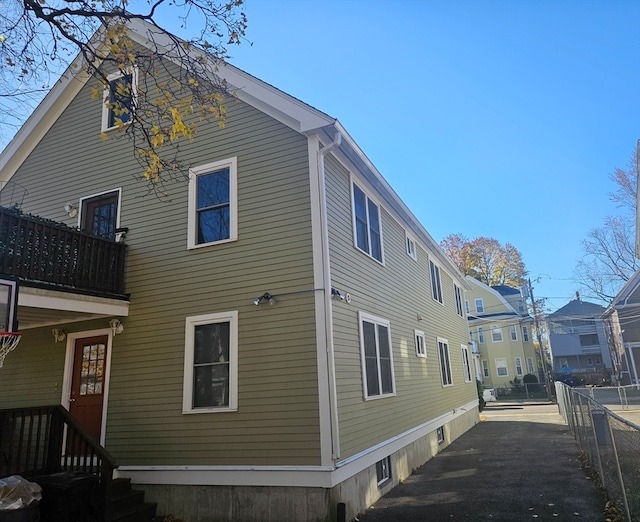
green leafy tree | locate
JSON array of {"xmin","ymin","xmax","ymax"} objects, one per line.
[
  {"xmin": 440, "ymin": 234, "xmax": 528, "ymax": 287},
  {"xmin": 0, "ymin": 0, "xmax": 247, "ymax": 188}
]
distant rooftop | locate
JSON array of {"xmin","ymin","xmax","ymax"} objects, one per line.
[{"xmin": 548, "ymin": 299, "xmax": 605, "ymax": 320}]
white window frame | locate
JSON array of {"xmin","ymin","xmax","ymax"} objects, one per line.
[
  {"xmin": 454, "ymin": 284, "xmax": 464, "ymax": 317},
  {"xmin": 509, "ymin": 324, "xmax": 518, "ymax": 341},
  {"xmin": 526, "ymin": 357, "xmax": 535, "ymax": 374},
  {"xmin": 482, "ymin": 359, "xmax": 490, "ymax": 378},
  {"xmin": 478, "ymin": 327, "xmax": 485, "ymax": 344},
  {"xmin": 522, "ymin": 325, "xmax": 530, "ymax": 342},
  {"xmin": 495, "ymin": 357, "xmax": 508, "ymax": 377},
  {"xmin": 517, "ymin": 299, "xmax": 525, "ymax": 313},
  {"xmin": 415, "ymin": 329, "xmax": 426, "ymax": 358},
  {"xmin": 405, "ymin": 233, "xmax": 417, "ymax": 260},
  {"xmin": 491, "ymin": 324, "xmax": 503, "ymax": 343},
  {"xmin": 187, "ymin": 157, "xmax": 238, "ymax": 249},
  {"xmin": 465, "ymin": 300, "xmax": 470, "ymax": 314},
  {"xmin": 429, "ymin": 260, "xmax": 443, "ymax": 304},
  {"xmin": 461, "ymin": 344, "xmax": 472, "ymax": 383},
  {"xmin": 514, "ymin": 357, "xmax": 524, "ymax": 376},
  {"xmin": 376, "ymin": 456, "xmax": 391, "ymax": 486},
  {"xmin": 101, "ymin": 68, "xmax": 138, "ymax": 132},
  {"xmin": 352, "ymin": 181, "xmax": 384, "ymax": 263},
  {"xmin": 437, "ymin": 337, "xmax": 453, "ymax": 387},
  {"xmin": 475, "ymin": 299, "xmax": 484, "ymax": 313},
  {"xmin": 436, "ymin": 426, "xmax": 445, "ymax": 444},
  {"xmin": 359, "ymin": 312, "xmax": 396, "ymax": 399},
  {"xmin": 183, "ymin": 311, "xmax": 238, "ymax": 413}
]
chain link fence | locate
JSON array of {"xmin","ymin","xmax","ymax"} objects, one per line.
[{"xmin": 556, "ymin": 382, "xmax": 640, "ymax": 522}]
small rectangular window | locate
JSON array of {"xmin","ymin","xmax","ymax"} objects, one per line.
[
  {"xmin": 430, "ymin": 260, "xmax": 443, "ymax": 304},
  {"xmin": 475, "ymin": 299, "xmax": 484, "ymax": 313},
  {"xmin": 495, "ymin": 357, "xmax": 508, "ymax": 377},
  {"xmin": 454, "ymin": 285, "xmax": 464, "ymax": 317},
  {"xmin": 415, "ymin": 329, "xmax": 426, "ymax": 358},
  {"xmin": 514, "ymin": 357, "xmax": 524, "ymax": 376},
  {"xmin": 517, "ymin": 299, "xmax": 525, "ymax": 313},
  {"xmin": 359, "ymin": 312, "xmax": 395, "ymax": 399},
  {"xmin": 461, "ymin": 345, "xmax": 472, "ymax": 383},
  {"xmin": 478, "ymin": 327, "xmax": 485, "ymax": 344},
  {"xmin": 491, "ymin": 325, "xmax": 503, "ymax": 342},
  {"xmin": 406, "ymin": 234, "xmax": 417, "ymax": 260},
  {"xmin": 522, "ymin": 326, "xmax": 530, "ymax": 342},
  {"xmin": 509, "ymin": 325, "xmax": 518, "ymax": 341},
  {"xmin": 436, "ymin": 426, "xmax": 445, "ymax": 444},
  {"xmin": 465, "ymin": 300, "xmax": 470, "ymax": 314},
  {"xmin": 183, "ymin": 311, "xmax": 238, "ymax": 413},
  {"xmin": 482, "ymin": 360, "xmax": 490, "ymax": 378},
  {"xmin": 188, "ymin": 158, "xmax": 238, "ymax": 248},
  {"xmin": 437, "ymin": 337, "xmax": 452, "ymax": 386},
  {"xmin": 376, "ymin": 456, "xmax": 391, "ymax": 486},
  {"xmin": 80, "ymin": 190, "xmax": 120, "ymax": 240},
  {"xmin": 353, "ymin": 183, "xmax": 383, "ymax": 262}
]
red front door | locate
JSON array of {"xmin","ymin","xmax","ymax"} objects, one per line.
[{"xmin": 69, "ymin": 336, "xmax": 108, "ymax": 442}]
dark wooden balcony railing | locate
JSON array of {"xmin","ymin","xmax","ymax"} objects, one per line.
[
  {"xmin": 0, "ymin": 405, "xmax": 117, "ymax": 522},
  {"xmin": 0, "ymin": 206, "xmax": 126, "ymax": 296}
]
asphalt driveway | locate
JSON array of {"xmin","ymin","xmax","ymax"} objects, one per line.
[{"xmin": 355, "ymin": 402, "xmax": 605, "ymax": 521}]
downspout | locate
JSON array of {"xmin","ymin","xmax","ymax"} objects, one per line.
[{"xmin": 318, "ymin": 130, "xmax": 342, "ymax": 461}]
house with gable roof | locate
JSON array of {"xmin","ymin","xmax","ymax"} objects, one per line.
[
  {"xmin": 465, "ymin": 277, "xmax": 537, "ymax": 390},
  {"xmin": 0, "ymin": 19, "xmax": 479, "ymax": 522}
]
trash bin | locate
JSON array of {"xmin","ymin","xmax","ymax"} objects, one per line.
[
  {"xmin": 0, "ymin": 475, "xmax": 41, "ymax": 522},
  {"xmin": 31, "ymin": 472, "xmax": 97, "ymax": 522}
]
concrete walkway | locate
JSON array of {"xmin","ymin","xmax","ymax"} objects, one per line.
[{"xmin": 356, "ymin": 402, "xmax": 605, "ymax": 522}]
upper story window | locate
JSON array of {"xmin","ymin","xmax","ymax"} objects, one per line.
[
  {"xmin": 454, "ymin": 284, "xmax": 464, "ymax": 317},
  {"xmin": 491, "ymin": 324, "xmax": 503, "ymax": 342},
  {"xmin": 475, "ymin": 298, "xmax": 484, "ymax": 313},
  {"xmin": 437, "ymin": 337, "xmax": 453, "ymax": 386},
  {"xmin": 188, "ymin": 157, "xmax": 238, "ymax": 249},
  {"xmin": 182, "ymin": 311, "xmax": 238, "ymax": 413},
  {"xmin": 478, "ymin": 327, "xmax": 485, "ymax": 344},
  {"xmin": 509, "ymin": 324, "xmax": 518, "ymax": 341},
  {"xmin": 406, "ymin": 234, "xmax": 417, "ymax": 260},
  {"xmin": 465, "ymin": 300, "xmax": 470, "ymax": 314},
  {"xmin": 352, "ymin": 183, "xmax": 383, "ymax": 263},
  {"xmin": 80, "ymin": 189, "xmax": 120, "ymax": 240},
  {"xmin": 461, "ymin": 344, "xmax": 472, "ymax": 383},
  {"xmin": 429, "ymin": 260, "xmax": 443, "ymax": 304},
  {"xmin": 482, "ymin": 360, "xmax": 490, "ymax": 378},
  {"xmin": 102, "ymin": 69, "xmax": 137, "ymax": 131},
  {"xmin": 517, "ymin": 299, "xmax": 525, "ymax": 313},
  {"xmin": 359, "ymin": 312, "xmax": 395, "ymax": 399},
  {"xmin": 522, "ymin": 325, "xmax": 530, "ymax": 342}
]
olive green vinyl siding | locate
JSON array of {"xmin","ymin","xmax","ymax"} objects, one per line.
[
  {"xmin": 324, "ymin": 155, "xmax": 476, "ymax": 459},
  {"xmin": 1, "ymin": 74, "xmax": 323, "ymax": 466}
]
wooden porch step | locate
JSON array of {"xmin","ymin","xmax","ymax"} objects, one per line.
[{"xmin": 108, "ymin": 477, "xmax": 157, "ymax": 522}]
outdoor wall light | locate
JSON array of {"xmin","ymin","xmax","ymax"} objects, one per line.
[
  {"xmin": 109, "ymin": 319, "xmax": 124, "ymax": 335},
  {"xmin": 331, "ymin": 287, "xmax": 351, "ymax": 303},
  {"xmin": 63, "ymin": 202, "xmax": 77, "ymax": 218},
  {"xmin": 52, "ymin": 329, "xmax": 66, "ymax": 343},
  {"xmin": 253, "ymin": 293, "xmax": 275, "ymax": 306}
]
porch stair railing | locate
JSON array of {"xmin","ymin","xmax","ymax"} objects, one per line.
[{"xmin": 0, "ymin": 405, "xmax": 117, "ymax": 522}]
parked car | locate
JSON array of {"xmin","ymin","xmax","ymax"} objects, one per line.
[{"xmin": 483, "ymin": 388, "xmax": 497, "ymax": 402}]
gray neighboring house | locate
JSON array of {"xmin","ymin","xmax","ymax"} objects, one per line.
[
  {"xmin": 546, "ymin": 297, "xmax": 612, "ymax": 383},
  {"xmin": 602, "ymin": 269, "xmax": 640, "ymax": 385}
]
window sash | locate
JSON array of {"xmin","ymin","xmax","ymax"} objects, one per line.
[
  {"xmin": 509, "ymin": 325, "xmax": 518, "ymax": 341},
  {"xmin": 360, "ymin": 313, "xmax": 395, "ymax": 398},
  {"xmin": 102, "ymin": 69, "xmax": 137, "ymax": 131},
  {"xmin": 454, "ymin": 285, "xmax": 463, "ymax": 316},
  {"xmin": 438, "ymin": 338, "xmax": 452, "ymax": 386},
  {"xmin": 461, "ymin": 345, "xmax": 472, "ymax": 383},
  {"xmin": 522, "ymin": 326, "xmax": 530, "ymax": 342},
  {"xmin": 514, "ymin": 357, "xmax": 524, "ymax": 376},
  {"xmin": 430, "ymin": 261, "xmax": 443, "ymax": 303},
  {"xmin": 526, "ymin": 357, "xmax": 535, "ymax": 374},
  {"xmin": 491, "ymin": 325, "xmax": 503, "ymax": 342},
  {"xmin": 495, "ymin": 358, "xmax": 508, "ymax": 377},
  {"xmin": 475, "ymin": 299, "xmax": 484, "ymax": 313},
  {"xmin": 415, "ymin": 330, "xmax": 426, "ymax": 358},
  {"xmin": 353, "ymin": 183, "xmax": 383, "ymax": 262},
  {"xmin": 482, "ymin": 360, "xmax": 490, "ymax": 378},
  {"xmin": 478, "ymin": 327, "xmax": 485, "ymax": 344}
]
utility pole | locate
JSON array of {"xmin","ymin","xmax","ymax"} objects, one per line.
[{"xmin": 529, "ymin": 278, "xmax": 553, "ymax": 401}]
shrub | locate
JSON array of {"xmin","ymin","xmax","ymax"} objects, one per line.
[{"xmin": 523, "ymin": 373, "xmax": 538, "ymax": 384}]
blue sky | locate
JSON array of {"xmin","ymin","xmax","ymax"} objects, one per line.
[{"xmin": 213, "ymin": 0, "xmax": 639, "ymax": 312}]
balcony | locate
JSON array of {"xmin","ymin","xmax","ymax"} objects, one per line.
[{"xmin": 0, "ymin": 206, "xmax": 126, "ymax": 297}]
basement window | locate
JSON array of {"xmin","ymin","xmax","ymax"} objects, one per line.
[{"xmin": 376, "ymin": 456, "xmax": 391, "ymax": 486}]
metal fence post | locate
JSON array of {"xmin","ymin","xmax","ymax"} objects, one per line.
[{"xmin": 606, "ymin": 411, "xmax": 632, "ymax": 521}]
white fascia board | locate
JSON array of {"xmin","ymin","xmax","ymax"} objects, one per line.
[
  {"xmin": 465, "ymin": 276, "xmax": 518, "ymax": 314},
  {"xmin": 19, "ymin": 286, "xmax": 129, "ymax": 317}
]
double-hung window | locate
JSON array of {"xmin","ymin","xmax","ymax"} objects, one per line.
[
  {"xmin": 415, "ymin": 329, "xmax": 426, "ymax": 358},
  {"xmin": 454, "ymin": 284, "xmax": 464, "ymax": 317},
  {"xmin": 478, "ymin": 327, "xmax": 485, "ymax": 344},
  {"xmin": 491, "ymin": 324, "xmax": 503, "ymax": 342},
  {"xmin": 482, "ymin": 360, "xmax": 490, "ymax": 378},
  {"xmin": 514, "ymin": 357, "xmax": 524, "ymax": 376},
  {"xmin": 475, "ymin": 299, "xmax": 484, "ymax": 313},
  {"xmin": 352, "ymin": 183, "xmax": 383, "ymax": 262},
  {"xmin": 522, "ymin": 326, "xmax": 530, "ymax": 342},
  {"xmin": 509, "ymin": 325, "xmax": 518, "ymax": 341},
  {"xmin": 359, "ymin": 312, "xmax": 395, "ymax": 399},
  {"xmin": 188, "ymin": 157, "xmax": 238, "ymax": 248},
  {"xmin": 183, "ymin": 311, "xmax": 238, "ymax": 413},
  {"xmin": 526, "ymin": 357, "xmax": 535, "ymax": 374},
  {"xmin": 406, "ymin": 234, "xmax": 417, "ymax": 260},
  {"xmin": 437, "ymin": 337, "xmax": 453, "ymax": 386},
  {"xmin": 102, "ymin": 69, "xmax": 137, "ymax": 131},
  {"xmin": 429, "ymin": 260, "xmax": 443, "ymax": 303},
  {"xmin": 495, "ymin": 357, "xmax": 508, "ymax": 377},
  {"xmin": 461, "ymin": 344, "xmax": 472, "ymax": 383}
]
